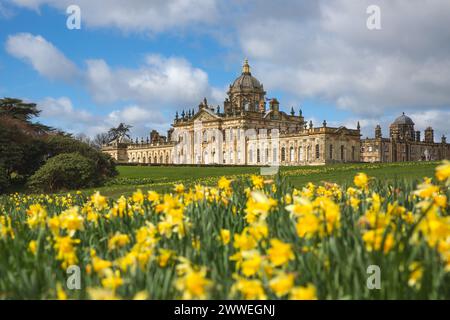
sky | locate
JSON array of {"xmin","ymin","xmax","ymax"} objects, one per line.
[{"xmin": 1, "ymin": 0, "xmax": 449, "ymax": 141}]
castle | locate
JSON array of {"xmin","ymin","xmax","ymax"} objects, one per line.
[{"xmin": 102, "ymin": 60, "xmax": 449, "ymax": 165}]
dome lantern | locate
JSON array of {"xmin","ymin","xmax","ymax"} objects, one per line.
[{"xmin": 242, "ymin": 58, "xmax": 251, "ymax": 75}]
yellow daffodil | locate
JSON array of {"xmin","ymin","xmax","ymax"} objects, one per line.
[
  {"xmin": 290, "ymin": 284, "xmax": 317, "ymax": 300},
  {"xmin": 267, "ymin": 239, "xmax": 294, "ymax": 267}
]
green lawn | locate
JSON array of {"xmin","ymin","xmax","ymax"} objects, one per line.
[{"xmin": 86, "ymin": 161, "xmax": 440, "ymax": 198}]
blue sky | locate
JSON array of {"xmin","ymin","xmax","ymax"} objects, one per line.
[{"xmin": 1, "ymin": 0, "xmax": 449, "ymax": 140}]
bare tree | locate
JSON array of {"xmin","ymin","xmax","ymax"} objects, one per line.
[{"xmin": 92, "ymin": 132, "xmax": 110, "ymax": 149}]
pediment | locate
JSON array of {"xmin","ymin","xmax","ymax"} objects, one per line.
[
  {"xmin": 192, "ymin": 108, "xmax": 221, "ymax": 122},
  {"xmin": 334, "ymin": 126, "xmax": 351, "ymax": 135}
]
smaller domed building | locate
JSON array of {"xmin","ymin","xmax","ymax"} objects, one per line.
[{"xmin": 361, "ymin": 113, "xmax": 449, "ymax": 162}]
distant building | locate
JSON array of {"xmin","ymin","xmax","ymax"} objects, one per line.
[
  {"xmin": 102, "ymin": 60, "xmax": 448, "ymax": 165},
  {"xmin": 361, "ymin": 113, "xmax": 450, "ymax": 162}
]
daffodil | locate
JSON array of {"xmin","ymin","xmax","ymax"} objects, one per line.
[
  {"xmin": 269, "ymin": 272, "xmax": 295, "ymax": 297},
  {"xmin": 91, "ymin": 192, "xmax": 108, "ymax": 210},
  {"xmin": 219, "ymin": 229, "xmax": 231, "ymax": 245},
  {"xmin": 232, "ymin": 278, "xmax": 266, "ymax": 300},
  {"xmin": 436, "ymin": 160, "xmax": 450, "ymax": 183},
  {"xmin": 354, "ymin": 172, "xmax": 369, "ymax": 189},
  {"xmin": 267, "ymin": 239, "xmax": 294, "ymax": 267},
  {"xmin": 290, "ymin": 284, "xmax": 317, "ymax": 300}
]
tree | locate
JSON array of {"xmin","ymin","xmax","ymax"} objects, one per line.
[
  {"xmin": 0, "ymin": 165, "xmax": 9, "ymax": 192},
  {"xmin": 108, "ymin": 123, "xmax": 132, "ymax": 143},
  {"xmin": 0, "ymin": 97, "xmax": 40, "ymax": 122},
  {"xmin": 0, "ymin": 97, "xmax": 117, "ymax": 193},
  {"xmin": 92, "ymin": 132, "xmax": 110, "ymax": 149},
  {"xmin": 0, "ymin": 97, "xmax": 53, "ymax": 136}
]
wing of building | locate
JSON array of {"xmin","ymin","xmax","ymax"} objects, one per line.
[
  {"xmin": 361, "ymin": 113, "xmax": 449, "ymax": 162},
  {"xmin": 102, "ymin": 60, "xmax": 449, "ymax": 165}
]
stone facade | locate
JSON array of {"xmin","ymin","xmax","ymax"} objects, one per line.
[
  {"xmin": 102, "ymin": 61, "xmax": 448, "ymax": 165},
  {"xmin": 361, "ymin": 113, "xmax": 450, "ymax": 163}
]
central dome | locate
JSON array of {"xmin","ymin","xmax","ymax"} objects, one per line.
[
  {"xmin": 392, "ymin": 112, "xmax": 414, "ymax": 125},
  {"xmin": 230, "ymin": 59, "xmax": 263, "ymax": 92}
]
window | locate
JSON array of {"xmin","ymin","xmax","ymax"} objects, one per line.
[
  {"xmin": 329, "ymin": 145, "xmax": 333, "ymax": 160},
  {"xmin": 281, "ymin": 147, "xmax": 286, "ymax": 161},
  {"xmin": 298, "ymin": 147, "xmax": 303, "ymax": 161},
  {"xmin": 265, "ymin": 148, "xmax": 269, "ymax": 163},
  {"xmin": 257, "ymin": 149, "xmax": 261, "ymax": 163},
  {"xmin": 249, "ymin": 148, "xmax": 253, "ymax": 163},
  {"xmin": 352, "ymin": 146, "xmax": 355, "ymax": 161},
  {"xmin": 315, "ymin": 144, "xmax": 320, "ymax": 159},
  {"xmin": 341, "ymin": 145, "xmax": 345, "ymax": 161},
  {"xmin": 290, "ymin": 146, "xmax": 295, "ymax": 162}
]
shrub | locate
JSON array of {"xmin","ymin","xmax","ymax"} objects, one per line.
[
  {"xmin": 27, "ymin": 153, "xmax": 97, "ymax": 192},
  {"xmin": 45, "ymin": 135, "xmax": 117, "ymax": 181}
]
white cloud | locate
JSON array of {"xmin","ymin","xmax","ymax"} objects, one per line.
[
  {"xmin": 38, "ymin": 97, "xmax": 171, "ymax": 138},
  {"xmin": 85, "ymin": 54, "xmax": 220, "ymax": 107},
  {"xmin": 5, "ymin": 33, "xmax": 78, "ymax": 81},
  {"xmin": 107, "ymin": 105, "xmax": 164, "ymax": 126},
  {"xmin": 234, "ymin": 0, "xmax": 450, "ymax": 118},
  {"xmin": 39, "ymin": 97, "xmax": 99, "ymax": 135},
  {"xmin": 6, "ymin": 33, "xmax": 222, "ymax": 116},
  {"xmin": 10, "ymin": 0, "xmax": 218, "ymax": 33}
]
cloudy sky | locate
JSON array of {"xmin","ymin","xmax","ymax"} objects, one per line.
[{"xmin": 1, "ymin": 0, "xmax": 449, "ymax": 140}]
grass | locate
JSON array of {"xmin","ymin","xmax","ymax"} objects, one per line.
[{"xmin": 87, "ymin": 162, "xmax": 440, "ymax": 198}]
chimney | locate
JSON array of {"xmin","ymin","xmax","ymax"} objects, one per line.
[
  {"xmin": 424, "ymin": 127, "xmax": 434, "ymax": 143},
  {"xmin": 375, "ymin": 125, "xmax": 382, "ymax": 139}
]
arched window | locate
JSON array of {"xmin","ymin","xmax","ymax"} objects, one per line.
[
  {"xmin": 298, "ymin": 147, "xmax": 303, "ymax": 161},
  {"xmin": 315, "ymin": 144, "xmax": 320, "ymax": 159},
  {"xmin": 265, "ymin": 148, "xmax": 269, "ymax": 163},
  {"xmin": 341, "ymin": 145, "xmax": 345, "ymax": 161},
  {"xmin": 249, "ymin": 148, "xmax": 253, "ymax": 163},
  {"xmin": 351, "ymin": 146, "xmax": 355, "ymax": 161},
  {"xmin": 281, "ymin": 147, "xmax": 286, "ymax": 162},
  {"xmin": 257, "ymin": 149, "xmax": 261, "ymax": 163},
  {"xmin": 160, "ymin": 155, "xmax": 164, "ymax": 164},
  {"xmin": 290, "ymin": 146, "xmax": 295, "ymax": 162},
  {"xmin": 329, "ymin": 145, "xmax": 333, "ymax": 160}
]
